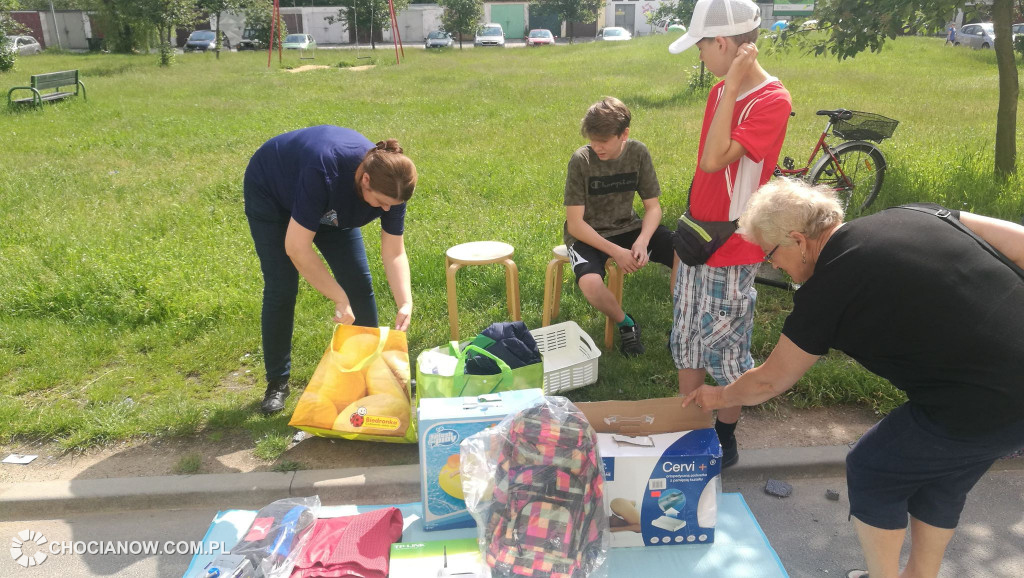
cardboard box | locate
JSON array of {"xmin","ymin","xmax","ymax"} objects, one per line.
[
  {"xmin": 577, "ymin": 398, "xmax": 721, "ymax": 547},
  {"xmin": 418, "ymin": 389, "xmax": 545, "ymax": 531},
  {"xmin": 389, "ymin": 538, "xmax": 484, "ymax": 577}
]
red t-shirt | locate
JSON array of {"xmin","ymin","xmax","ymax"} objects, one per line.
[{"xmin": 690, "ymin": 78, "xmax": 791, "ymax": 267}]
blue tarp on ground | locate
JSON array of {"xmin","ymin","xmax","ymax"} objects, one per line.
[{"xmin": 185, "ymin": 493, "xmax": 788, "ymax": 578}]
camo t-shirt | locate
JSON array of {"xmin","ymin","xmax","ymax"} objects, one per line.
[{"xmin": 563, "ymin": 140, "xmax": 661, "ymax": 246}]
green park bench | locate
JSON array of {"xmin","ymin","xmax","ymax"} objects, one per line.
[{"xmin": 7, "ymin": 69, "xmax": 86, "ymax": 108}]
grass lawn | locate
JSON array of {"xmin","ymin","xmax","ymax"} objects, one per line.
[{"xmin": 1, "ymin": 36, "xmax": 1022, "ymax": 458}]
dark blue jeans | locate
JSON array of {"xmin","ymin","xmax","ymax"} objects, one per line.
[{"xmin": 245, "ymin": 191, "xmax": 378, "ymax": 384}]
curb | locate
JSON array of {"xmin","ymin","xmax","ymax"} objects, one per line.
[{"xmin": 2, "ymin": 446, "xmax": 1022, "ymax": 521}]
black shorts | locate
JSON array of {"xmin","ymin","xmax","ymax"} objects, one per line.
[
  {"xmin": 846, "ymin": 402, "xmax": 1024, "ymax": 530},
  {"xmin": 567, "ymin": 226, "xmax": 675, "ymax": 282}
]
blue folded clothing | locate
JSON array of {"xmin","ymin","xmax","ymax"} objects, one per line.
[{"xmin": 464, "ymin": 321, "xmax": 542, "ymax": 375}]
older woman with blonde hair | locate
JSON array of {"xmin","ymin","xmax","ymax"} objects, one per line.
[{"xmin": 682, "ymin": 178, "xmax": 1024, "ymax": 578}]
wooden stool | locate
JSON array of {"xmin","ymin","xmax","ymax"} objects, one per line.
[
  {"xmin": 445, "ymin": 241, "xmax": 521, "ymax": 341},
  {"xmin": 542, "ymin": 245, "xmax": 623, "ymax": 351}
]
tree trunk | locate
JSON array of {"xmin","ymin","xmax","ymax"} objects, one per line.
[
  {"xmin": 215, "ymin": 11, "xmax": 222, "ymax": 59},
  {"xmin": 993, "ymin": 0, "xmax": 1018, "ymax": 177}
]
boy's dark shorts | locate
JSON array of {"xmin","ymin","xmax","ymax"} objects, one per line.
[
  {"xmin": 567, "ymin": 226, "xmax": 675, "ymax": 282},
  {"xmin": 846, "ymin": 402, "xmax": 1024, "ymax": 531}
]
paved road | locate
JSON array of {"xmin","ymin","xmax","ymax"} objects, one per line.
[{"xmin": 2, "ymin": 469, "xmax": 1021, "ymax": 577}]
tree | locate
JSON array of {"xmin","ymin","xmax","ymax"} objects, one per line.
[
  {"xmin": 644, "ymin": 0, "xmax": 696, "ymax": 30},
  {"xmin": 531, "ymin": 0, "xmax": 603, "ymax": 42},
  {"xmin": 330, "ymin": 0, "xmax": 411, "ymax": 49},
  {"xmin": 196, "ymin": 0, "xmax": 260, "ymax": 58},
  {"xmin": 0, "ymin": 0, "xmax": 21, "ymax": 72},
  {"xmin": 777, "ymin": 0, "xmax": 1017, "ymax": 177},
  {"xmin": 242, "ymin": 1, "xmax": 287, "ymax": 48},
  {"xmin": 89, "ymin": 0, "xmax": 152, "ymax": 53},
  {"xmin": 437, "ymin": 0, "xmax": 481, "ymax": 49},
  {"xmin": 141, "ymin": 0, "xmax": 199, "ymax": 64}
]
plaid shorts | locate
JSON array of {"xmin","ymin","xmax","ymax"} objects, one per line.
[{"xmin": 670, "ymin": 262, "xmax": 759, "ymax": 385}]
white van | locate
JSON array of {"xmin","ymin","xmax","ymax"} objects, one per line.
[{"xmin": 475, "ymin": 23, "xmax": 505, "ymax": 47}]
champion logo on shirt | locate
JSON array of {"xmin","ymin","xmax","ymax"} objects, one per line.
[
  {"xmin": 588, "ymin": 173, "xmax": 639, "ymax": 196},
  {"xmin": 320, "ymin": 210, "xmax": 339, "ymax": 227}
]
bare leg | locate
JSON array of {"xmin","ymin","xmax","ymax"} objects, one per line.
[
  {"xmin": 852, "ymin": 515, "xmax": 906, "ymax": 578},
  {"xmin": 578, "ymin": 273, "xmax": 625, "ymax": 323},
  {"xmin": 678, "ymin": 368, "xmax": 706, "ymax": 395},
  {"xmin": 902, "ymin": 516, "xmax": 954, "ymax": 578}
]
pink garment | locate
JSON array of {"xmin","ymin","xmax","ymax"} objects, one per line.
[{"xmin": 290, "ymin": 507, "xmax": 403, "ymax": 578}]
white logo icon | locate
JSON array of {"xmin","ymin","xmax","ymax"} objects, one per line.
[{"xmin": 10, "ymin": 530, "xmax": 48, "ymax": 567}]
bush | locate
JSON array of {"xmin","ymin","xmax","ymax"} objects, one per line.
[
  {"xmin": 159, "ymin": 42, "xmax": 175, "ymax": 67},
  {"xmin": 1015, "ymin": 35, "xmax": 1024, "ymax": 58},
  {"xmin": 0, "ymin": 44, "xmax": 15, "ymax": 72},
  {"xmin": 687, "ymin": 63, "xmax": 714, "ymax": 95}
]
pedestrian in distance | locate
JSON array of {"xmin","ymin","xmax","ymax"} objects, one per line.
[
  {"xmin": 243, "ymin": 126, "xmax": 417, "ymax": 413},
  {"xmin": 683, "ymin": 178, "xmax": 1024, "ymax": 578},
  {"xmin": 668, "ymin": 0, "xmax": 792, "ymax": 468},
  {"xmin": 563, "ymin": 97, "xmax": 678, "ymax": 357}
]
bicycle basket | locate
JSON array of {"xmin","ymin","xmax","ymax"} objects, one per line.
[{"xmin": 832, "ymin": 111, "xmax": 899, "ymax": 143}]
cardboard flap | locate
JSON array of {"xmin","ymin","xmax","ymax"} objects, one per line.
[{"xmin": 577, "ymin": 397, "xmax": 713, "ymax": 434}]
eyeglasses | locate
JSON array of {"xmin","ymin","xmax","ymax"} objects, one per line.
[{"xmin": 764, "ymin": 244, "xmax": 780, "ymax": 264}]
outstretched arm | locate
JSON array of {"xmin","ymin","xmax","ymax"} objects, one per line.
[
  {"xmin": 285, "ymin": 218, "xmax": 354, "ymax": 324},
  {"xmin": 959, "ymin": 212, "xmax": 1024, "ymax": 269},
  {"xmin": 381, "ymin": 230, "xmax": 412, "ymax": 331},
  {"xmin": 681, "ymin": 334, "xmax": 820, "ymax": 411}
]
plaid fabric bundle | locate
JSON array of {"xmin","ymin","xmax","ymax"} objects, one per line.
[{"xmin": 484, "ymin": 403, "xmax": 605, "ymax": 578}]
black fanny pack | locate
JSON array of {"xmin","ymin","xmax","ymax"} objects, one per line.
[{"xmin": 671, "ymin": 210, "xmax": 739, "ymax": 266}]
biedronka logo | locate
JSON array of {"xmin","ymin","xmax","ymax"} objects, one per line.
[{"xmin": 10, "ymin": 530, "xmax": 48, "ymax": 567}]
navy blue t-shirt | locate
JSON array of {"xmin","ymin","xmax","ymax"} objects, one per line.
[{"xmin": 244, "ymin": 126, "xmax": 406, "ymax": 235}]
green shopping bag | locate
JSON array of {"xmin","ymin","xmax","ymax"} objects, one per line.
[{"xmin": 415, "ymin": 342, "xmax": 544, "ymax": 403}]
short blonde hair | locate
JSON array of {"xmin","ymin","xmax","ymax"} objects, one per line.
[{"xmin": 740, "ymin": 178, "xmax": 844, "ymax": 247}]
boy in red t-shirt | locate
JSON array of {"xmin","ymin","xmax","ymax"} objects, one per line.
[{"xmin": 668, "ymin": 0, "xmax": 792, "ymax": 467}]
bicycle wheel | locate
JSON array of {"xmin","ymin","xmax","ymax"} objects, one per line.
[{"xmin": 809, "ymin": 141, "xmax": 887, "ymax": 217}]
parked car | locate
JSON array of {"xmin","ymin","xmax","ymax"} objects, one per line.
[
  {"xmin": 955, "ymin": 22, "xmax": 996, "ymax": 49},
  {"xmin": 526, "ymin": 29, "xmax": 555, "ymax": 46},
  {"xmin": 237, "ymin": 28, "xmax": 266, "ymax": 51},
  {"xmin": 3, "ymin": 35, "xmax": 42, "ymax": 55},
  {"xmin": 282, "ymin": 33, "xmax": 316, "ymax": 51},
  {"xmin": 184, "ymin": 30, "xmax": 230, "ymax": 52},
  {"xmin": 474, "ymin": 23, "xmax": 505, "ymax": 47},
  {"xmin": 425, "ymin": 30, "xmax": 453, "ymax": 49},
  {"xmin": 1013, "ymin": 23, "xmax": 1024, "ymax": 36},
  {"xmin": 597, "ymin": 27, "xmax": 632, "ymax": 41},
  {"xmin": 653, "ymin": 18, "xmax": 685, "ymax": 34}
]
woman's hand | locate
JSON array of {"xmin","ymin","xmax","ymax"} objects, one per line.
[
  {"xmin": 394, "ymin": 303, "xmax": 412, "ymax": 332},
  {"xmin": 680, "ymin": 385, "xmax": 726, "ymax": 413},
  {"xmin": 333, "ymin": 299, "xmax": 355, "ymax": 325}
]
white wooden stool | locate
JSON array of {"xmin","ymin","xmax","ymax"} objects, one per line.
[
  {"xmin": 541, "ymin": 244, "xmax": 623, "ymax": 351},
  {"xmin": 445, "ymin": 241, "xmax": 521, "ymax": 341}
]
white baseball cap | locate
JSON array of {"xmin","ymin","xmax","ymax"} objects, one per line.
[{"xmin": 668, "ymin": 0, "xmax": 762, "ymax": 54}]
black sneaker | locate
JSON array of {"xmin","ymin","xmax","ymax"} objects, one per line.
[
  {"xmin": 260, "ymin": 380, "xmax": 290, "ymax": 414},
  {"xmin": 618, "ymin": 316, "xmax": 645, "ymax": 357},
  {"xmin": 721, "ymin": 440, "xmax": 739, "ymax": 469}
]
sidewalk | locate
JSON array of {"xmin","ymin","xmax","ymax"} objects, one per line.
[{"xmin": 3, "ymin": 445, "xmax": 1022, "ymax": 521}]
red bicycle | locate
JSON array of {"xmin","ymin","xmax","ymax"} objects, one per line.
[{"xmin": 774, "ymin": 108, "xmax": 899, "ymax": 217}]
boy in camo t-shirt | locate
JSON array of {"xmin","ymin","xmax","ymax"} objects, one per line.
[{"xmin": 564, "ymin": 97, "xmax": 676, "ymax": 356}]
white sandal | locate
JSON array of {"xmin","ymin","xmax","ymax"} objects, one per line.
[{"xmin": 846, "ymin": 571, "xmax": 869, "ymax": 578}]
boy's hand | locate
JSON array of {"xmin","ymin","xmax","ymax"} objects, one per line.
[
  {"xmin": 631, "ymin": 239, "xmax": 650, "ymax": 267},
  {"xmin": 613, "ymin": 247, "xmax": 641, "ymax": 274},
  {"xmin": 724, "ymin": 42, "xmax": 758, "ymax": 93}
]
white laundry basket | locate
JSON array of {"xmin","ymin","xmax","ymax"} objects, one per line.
[{"xmin": 530, "ymin": 321, "xmax": 601, "ymax": 394}]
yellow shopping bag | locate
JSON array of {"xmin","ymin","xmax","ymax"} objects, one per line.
[{"xmin": 288, "ymin": 325, "xmax": 415, "ymax": 443}]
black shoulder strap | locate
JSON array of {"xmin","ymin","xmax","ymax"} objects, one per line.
[{"xmin": 892, "ymin": 204, "xmax": 1024, "ymax": 281}]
